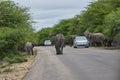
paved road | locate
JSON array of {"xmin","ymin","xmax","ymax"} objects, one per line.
[{"xmin": 23, "ymin": 46, "xmax": 120, "ymax": 80}]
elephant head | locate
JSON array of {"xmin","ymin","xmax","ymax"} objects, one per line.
[
  {"xmin": 84, "ymin": 30, "xmax": 92, "ymax": 39},
  {"xmin": 50, "ymin": 34, "xmax": 56, "ymax": 45}
]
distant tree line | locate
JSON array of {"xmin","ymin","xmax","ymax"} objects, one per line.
[{"xmin": 37, "ymin": 0, "xmax": 120, "ymax": 47}]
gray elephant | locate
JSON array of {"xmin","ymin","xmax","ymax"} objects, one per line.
[
  {"xmin": 112, "ymin": 37, "xmax": 120, "ymax": 48},
  {"xmin": 84, "ymin": 30, "xmax": 104, "ymax": 46},
  {"xmin": 50, "ymin": 33, "xmax": 65, "ymax": 55},
  {"xmin": 25, "ymin": 42, "xmax": 34, "ymax": 55},
  {"xmin": 68, "ymin": 35, "xmax": 76, "ymax": 47}
]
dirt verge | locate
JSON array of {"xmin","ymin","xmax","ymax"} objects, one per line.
[{"xmin": 0, "ymin": 55, "xmax": 35, "ymax": 80}]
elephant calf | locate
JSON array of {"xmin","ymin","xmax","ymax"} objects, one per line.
[{"xmin": 25, "ymin": 42, "xmax": 34, "ymax": 55}]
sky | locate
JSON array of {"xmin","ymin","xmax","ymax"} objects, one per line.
[{"xmin": 12, "ymin": 0, "xmax": 94, "ymax": 31}]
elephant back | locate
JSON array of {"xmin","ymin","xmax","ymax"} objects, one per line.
[
  {"xmin": 25, "ymin": 42, "xmax": 33, "ymax": 48},
  {"xmin": 84, "ymin": 30, "xmax": 105, "ymax": 46}
]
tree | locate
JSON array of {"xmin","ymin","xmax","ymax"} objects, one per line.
[
  {"xmin": 37, "ymin": 27, "xmax": 52, "ymax": 45},
  {"xmin": 0, "ymin": 0, "xmax": 35, "ymax": 60},
  {"xmin": 104, "ymin": 8, "xmax": 120, "ymax": 39},
  {"xmin": 0, "ymin": 0, "xmax": 32, "ymax": 30}
]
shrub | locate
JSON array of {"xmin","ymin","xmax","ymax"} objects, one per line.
[
  {"xmin": 0, "ymin": 28, "xmax": 25, "ymax": 60},
  {"xmin": 3, "ymin": 54, "xmax": 27, "ymax": 64}
]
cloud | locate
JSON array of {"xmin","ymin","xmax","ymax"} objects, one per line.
[
  {"xmin": 13, "ymin": 0, "xmax": 93, "ymax": 11},
  {"xmin": 12, "ymin": 0, "xmax": 94, "ymax": 31},
  {"xmin": 31, "ymin": 9, "xmax": 81, "ymax": 20},
  {"xmin": 31, "ymin": 8, "xmax": 81, "ymax": 31},
  {"xmin": 32, "ymin": 19, "xmax": 57, "ymax": 31}
]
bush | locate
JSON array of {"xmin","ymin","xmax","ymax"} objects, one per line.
[
  {"xmin": 3, "ymin": 54, "xmax": 27, "ymax": 64},
  {"xmin": 0, "ymin": 28, "xmax": 25, "ymax": 60}
]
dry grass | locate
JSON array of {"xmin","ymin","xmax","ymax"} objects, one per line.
[{"xmin": 0, "ymin": 55, "xmax": 35, "ymax": 80}]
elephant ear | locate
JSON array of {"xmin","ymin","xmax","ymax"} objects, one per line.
[
  {"xmin": 50, "ymin": 34, "xmax": 56, "ymax": 45},
  {"xmin": 50, "ymin": 34, "xmax": 62, "ymax": 45}
]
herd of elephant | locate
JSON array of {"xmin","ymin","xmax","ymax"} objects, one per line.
[
  {"xmin": 25, "ymin": 30, "xmax": 119, "ymax": 55},
  {"xmin": 68, "ymin": 30, "xmax": 105, "ymax": 48}
]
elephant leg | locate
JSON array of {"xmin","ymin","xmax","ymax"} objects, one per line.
[
  {"xmin": 101, "ymin": 41, "xmax": 104, "ymax": 47},
  {"xmin": 60, "ymin": 47, "xmax": 63, "ymax": 54},
  {"xmin": 28, "ymin": 48, "xmax": 31, "ymax": 55},
  {"xmin": 31, "ymin": 48, "xmax": 34, "ymax": 55},
  {"xmin": 58, "ymin": 47, "xmax": 61, "ymax": 54},
  {"xmin": 55, "ymin": 46, "xmax": 57, "ymax": 54},
  {"xmin": 26, "ymin": 48, "xmax": 29, "ymax": 54},
  {"xmin": 55, "ymin": 47, "xmax": 60, "ymax": 55},
  {"xmin": 27, "ymin": 47, "xmax": 32, "ymax": 55},
  {"xmin": 94, "ymin": 42, "xmax": 97, "ymax": 47},
  {"xmin": 26, "ymin": 47, "xmax": 30, "ymax": 55},
  {"xmin": 90, "ymin": 42, "xmax": 92, "ymax": 47}
]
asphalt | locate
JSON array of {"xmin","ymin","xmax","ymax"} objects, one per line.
[
  {"xmin": 23, "ymin": 46, "xmax": 74, "ymax": 80},
  {"xmin": 23, "ymin": 46, "xmax": 120, "ymax": 80}
]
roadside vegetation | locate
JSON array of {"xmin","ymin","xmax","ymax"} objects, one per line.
[
  {"xmin": 0, "ymin": 1, "xmax": 37, "ymax": 79},
  {"xmin": 0, "ymin": 0, "xmax": 37, "ymax": 61},
  {"xmin": 0, "ymin": 55, "xmax": 35, "ymax": 80}
]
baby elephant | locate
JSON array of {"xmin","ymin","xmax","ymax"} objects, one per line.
[{"xmin": 25, "ymin": 42, "xmax": 34, "ymax": 55}]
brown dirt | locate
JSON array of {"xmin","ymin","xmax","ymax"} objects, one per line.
[{"xmin": 0, "ymin": 55, "xmax": 35, "ymax": 80}]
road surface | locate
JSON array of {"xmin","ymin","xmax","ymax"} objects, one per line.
[{"xmin": 23, "ymin": 46, "xmax": 120, "ymax": 80}]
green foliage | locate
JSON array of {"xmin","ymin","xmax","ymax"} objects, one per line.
[
  {"xmin": 83, "ymin": 0, "xmax": 120, "ymax": 33},
  {"xmin": 0, "ymin": 1, "xmax": 36, "ymax": 61},
  {"xmin": 37, "ymin": 27, "xmax": 52, "ymax": 45},
  {"xmin": 79, "ymin": 0, "xmax": 111, "ymax": 32},
  {"xmin": 0, "ymin": 28, "xmax": 25, "ymax": 60},
  {"xmin": 3, "ymin": 54, "xmax": 27, "ymax": 64},
  {"xmin": 0, "ymin": 0, "xmax": 32, "ymax": 29},
  {"xmin": 104, "ymin": 8, "xmax": 120, "ymax": 39},
  {"xmin": 52, "ymin": 19, "xmax": 71, "ymax": 34}
]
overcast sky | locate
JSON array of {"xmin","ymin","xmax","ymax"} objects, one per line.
[{"xmin": 12, "ymin": 0, "xmax": 94, "ymax": 31}]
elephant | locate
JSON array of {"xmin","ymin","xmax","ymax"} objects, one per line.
[
  {"xmin": 68, "ymin": 35, "xmax": 76, "ymax": 47},
  {"xmin": 25, "ymin": 42, "xmax": 34, "ymax": 55},
  {"xmin": 50, "ymin": 33, "xmax": 65, "ymax": 55},
  {"xmin": 104, "ymin": 38, "xmax": 113, "ymax": 47},
  {"xmin": 84, "ymin": 30, "xmax": 104, "ymax": 46},
  {"xmin": 112, "ymin": 37, "xmax": 120, "ymax": 48}
]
